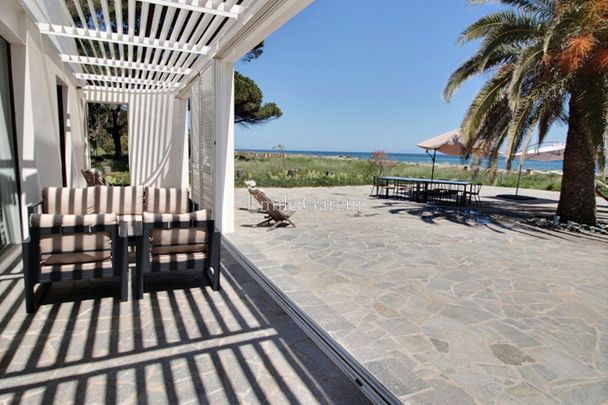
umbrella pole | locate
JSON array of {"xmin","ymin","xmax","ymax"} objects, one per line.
[
  {"xmin": 515, "ymin": 160, "xmax": 524, "ymax": 196},
  {"xmin": 515, "ymin": 134, "xmax": 533, "ymax": 197},
  {"xmin": 431, "ymin": 149, "xmax": 436, "ymax": 181}
]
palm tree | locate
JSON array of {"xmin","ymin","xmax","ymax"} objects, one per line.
[{"xmin": 444, "ymin": 0, "xmax": 607, "ymax": 225}]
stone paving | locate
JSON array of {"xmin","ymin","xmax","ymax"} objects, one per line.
[
  {"xmin": 229, "ymin": 185, "xmax": 608, "ymax": 404},
  {"xmin": 0, "ymin": 246, "xmax": 367, "ymax": 404}
]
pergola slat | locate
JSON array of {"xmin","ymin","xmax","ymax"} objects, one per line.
[
  {"xmin": 138, "ymin": 0, "xmax": 239, "ymax": 19},
  {"xmin": 85, "ymin": 0, "xmax": 117, "ymax": 88},
  {"xmin": 142, "ymin": 6, "xmax": 178, "ymax": 84},
  {"xmin": 37, "ymin": 23, "xmax": 210, "ymax": 55},
  {"xmin": 136, "ymin": 1, "xmax": 150, "ymax": 64},
  {"xmin": 60, "ymin": 54, "xmax": 192, "ymax": 74},
  {"xmin": 75, "ymin": 73, "xmax": 179, "ymax": 86},
  {"xmin": 154, "ymin": 7, "xmax": 207, "ymax": 82},
  {"xmin": 162, "ymin": 0, "xmax": 236, "ymax": 83},
  {"xmin": 139, "ymin": 3, "xmax": 165, "ymax": 77},
  {"xmin": 156, "ymin": 0, "xmax": 233, "ymax": 83},
  {"xmin": 100, "ymin": 0, "xmax": 118, "ymax": 62},
  {"xmin": 84, "ymin": 85, "xmax": 176, "ymax": 93},
  {"xmin": 127, "ymin": 0, "xmax": 136, "ymax": 62},
  {"xmin": 63, "ymin": 0, "xmax": 111, "ymax": 79},
  {"xmin": 115, "ymin": 0, "xmax": 125, "ymax": 61}
]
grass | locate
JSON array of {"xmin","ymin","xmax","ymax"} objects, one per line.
[
  {"xmin": 235, "ymin": 155, "xmax": 564, "ymax": 191},
  {"xmin": 91, "ymin": 154, "xmax": 130, "ymax": 186},
  {"xmin": 86, "ymin": 153, "xmax": 604, "ymax": 194},
  {"xmin": 597, "ymin": 181, "xmax": 608, "ymax": 200}
]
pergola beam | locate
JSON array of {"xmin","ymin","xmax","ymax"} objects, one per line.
[
  {"xmin": 75, "ymin": 73, "xmax": 180, "ymax": 87},
  {"xmin": 84, "ymin": 85, "xmax": 177, "ymax": 94},
  {"xmin": 37, "ymin": 23, "xmax": 209, "ymax": 55},
  {"xmin": 138, "ymin": 0, "xmax": 240, "ymax": 19},
  {"xmin": 60, "ymin": 54, "xmax": 192, "ymax": 75}
]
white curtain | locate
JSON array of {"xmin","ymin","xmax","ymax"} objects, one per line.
[{"xmin": 190, "ymin": 66, "xmax": 215, "ymax": 216}]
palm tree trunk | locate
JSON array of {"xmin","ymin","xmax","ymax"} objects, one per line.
[
  {"xmin": 111, "ymin": 107, "xmax": 122, "ymax": 161},
  {"xmin": 557, "ymin": 92, "xmax": 596, "ymax": 225}
]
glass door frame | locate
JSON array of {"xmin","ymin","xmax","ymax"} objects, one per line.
[{"xmin": 0, "ymin": 35, "xmax": 23, "ymax": 254}]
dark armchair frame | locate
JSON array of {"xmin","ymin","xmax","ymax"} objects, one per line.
[
  {"xmin": 22, "ymin": 202, "xmax": 128, "ymax": 313},
  {"xmin": 134, "ymin": 217, "xmax": 220, "ymax": 300}
]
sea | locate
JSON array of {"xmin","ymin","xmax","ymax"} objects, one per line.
[{"xmin": 238, "ymin": 149, "xmax": 565, "ymax": 172}]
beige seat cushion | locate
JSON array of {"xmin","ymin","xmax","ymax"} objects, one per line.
[
  {"xmin": 151, "ymin": 252, "xmax": 208, "ymax": 264},
  {"xmin": 42, "ymin": 187, "xmax": 96, "ymax": 215},
  {"xmin": 151, "ymin": 244, "xmax": 207, "ymax": 255},
  {"xmin": 42, "ymin": 251, "xmax": 112, "ymax": 265},
  {"xmin": 96, "ymin": 186, "xmax": 144, "ymax": 215},
  {"xmin": 40, "ymin": 233, "xmax": 111, "ymax": 254},
  {"xmin": 145, "ymin": 187, "xmax": 189, "ymax": 213},
  {"xmin": 40, "ymin": 260, "xmax": 114, "ymax": 276}
]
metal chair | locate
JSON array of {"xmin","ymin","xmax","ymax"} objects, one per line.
[
  {"xmin": 134, "ymin": 210, "xmax": 220, "ymax": 299},
  {"xmin": 22, "ymin": 211, "xmax": 127, "ymax": 313},
  {"xmin": 464, "ymin": 183, "xmax": 483, "ymax": 207}
]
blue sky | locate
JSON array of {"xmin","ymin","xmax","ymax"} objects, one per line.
[{"xmin": 235, "ymin": 0, "xmax": 564, "ymax": 153}]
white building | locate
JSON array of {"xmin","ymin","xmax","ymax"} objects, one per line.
[{"xmin": 0, "ymin": 0, "xmax": 312, "ymax": 251}]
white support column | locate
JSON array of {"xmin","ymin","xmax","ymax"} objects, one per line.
[{"xmin": 213, "ymin": 60, "xmax": 235, "ymax": 233}]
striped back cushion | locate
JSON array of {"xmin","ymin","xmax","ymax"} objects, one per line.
[
  {"xmin": 30, "ymin": 213, "xmax": 117, "ymax": 228},
  {"xmin": 144, "ymin": 211, "xmax": 208, "ymax": 247},
  {"xmin": 145, "ymin": 187, "xmax": 189, "ymax": 214},
  {"xmin": 42, "ymin": 187, "xmax": 96, "ymax": 215},
  {"xmin": 96, "ymin": 186, "xmax": 144, "ymax": 215}
]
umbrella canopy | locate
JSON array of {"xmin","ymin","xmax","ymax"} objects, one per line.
[
  {"xmin": 417, "ymin": 128, "xmax": 470, "ymax": 180},
  {"xmin": 514, "ymin": 143, "xmax": 566, "ymax": 161},
  {"xmin": 502, "ymin": 143, "xmax": 566, "ymax": 199},
  {"xmin": 416, "ymin": 128, "xmax": 467, "ymax": 156}
]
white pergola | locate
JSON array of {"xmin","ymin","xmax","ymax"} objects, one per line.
[
  {"xmin": 18, "ymin": 0, "xmax": 312, "ymax": 232},
  {"xmin": 26, "ymin": 0, "xmax": 255, "ymax": 93}
]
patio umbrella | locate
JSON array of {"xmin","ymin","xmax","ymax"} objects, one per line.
[
  {"xmin": 499, "ymin": 143, "xmax": 565, "ymax": 199},
  {"xmin": 416, "ymin": 129, "xmax": 467, "ymax": 180},
  {"xmin": 513, "ymin": 143, "xmax": 566, "ymax": 161}
]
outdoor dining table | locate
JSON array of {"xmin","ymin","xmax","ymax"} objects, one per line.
[{"xmin": 374, "ymin": 176, "xmax": 472, "ymax": 206}]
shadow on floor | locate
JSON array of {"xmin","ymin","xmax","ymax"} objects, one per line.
[
  {"xmin": 375, "ymin": 197, "xmax": 608, "ymax": 243},
  {"xmin": 0, "ymin": 249, "xmax": 366, "ymax": 404}
]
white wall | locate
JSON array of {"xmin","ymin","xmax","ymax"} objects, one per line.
[
  {"xmin": 0, "ymin": 0, "xmax": 88, "ymax": 237},
  {"xmin": 85, "ymin": 89, "xmax": 189, "ymax": 188}
]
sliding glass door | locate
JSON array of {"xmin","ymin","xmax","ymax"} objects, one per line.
[{"xmin": 0, "ymin": 36, "xmax": 21, "ymax": 253}]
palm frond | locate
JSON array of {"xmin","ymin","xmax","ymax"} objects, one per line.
[
  {"xmin": 536, "ymin": 82, "xmax": 567, "ymax": 144},
  {"xmin": 504, "ymin": 92, "xmax": 540, "ymax": 166},
  {"xmin": 472, "ymin": 98, "xmax": 513, "ymax": 168},
  {"xmin": 508, "ymin": 44, "xmax": 544, "ymax": 103},
  {"xmin": 461, "ymin": 70, "xmax": 513, "ymax": 146},
  {"xmin": 459, "ymin": 11, "xmax": 526, "ymax": 44},
  {"xmin": 444, "ymin": 45, "xmax": 519, "ymax": 100},
  {"xmin": 477, "ymin": 18, "xmax": 544, "ymax": 65}
]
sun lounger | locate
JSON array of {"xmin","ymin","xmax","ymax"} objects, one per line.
[{"xmin": 247, "ymin": 187, "xmax": 295, "ymax": 231}]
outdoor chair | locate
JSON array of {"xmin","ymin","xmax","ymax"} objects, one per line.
[
  {"xmin": 22, "ymin": 212, "xmax": 126, "ymax": 313},
  {"xmin": 395, "ymin": 182, "xmax": 414, "ymax": 199},
  {"xmin": 81, "ymin": 168, "xmax": 108, "ymax": 186},
  {"xmin": 370, "ymin": 177, "xmax": 395, "ymax": 198},
  {"xmin": 248, "ymin": 188, "xmax": 295, "ymax": 231},
  {"xmin": 134, "ymin": 210, "xmax": 220, "ymax": 299},
  {"xmin": 464, "ymin": 183, "xmax": 483, "ymax": 207}
]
